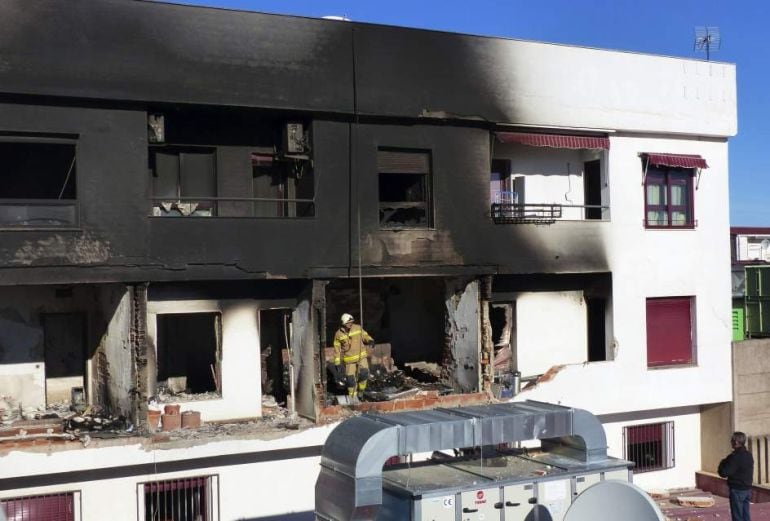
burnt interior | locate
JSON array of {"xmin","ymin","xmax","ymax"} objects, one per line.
[
  {"xmin": 259, "ymin": 308, "xmax": 291, "ymax": 406},
  {"xmin": 156, "ymin": 312, "xmax": 220, "ymax": 394}
]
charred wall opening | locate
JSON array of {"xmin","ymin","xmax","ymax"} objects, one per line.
[
  {"xmin": 325, "ymin": 277, "xmax": 445, "ymax": 366},
  {"xmin": 156, "ymin": 313, "xmax": 221, "ymax": 395},
  {"xmin": 322, "ymin": 276, "xmax": 482, "ymax": 405},
  {"xmin": 493, "ymin": 273, "xmax": 613, "ymax": 379}
]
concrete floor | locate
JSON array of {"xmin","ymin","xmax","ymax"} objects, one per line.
[{"xmin": 658, "ymin": 490, "xmax": 770, "ymax": 520}]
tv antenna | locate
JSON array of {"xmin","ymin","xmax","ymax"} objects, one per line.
[{"xmin": 694, "ymin": 26, "xmax": 721, "ymax": 61}]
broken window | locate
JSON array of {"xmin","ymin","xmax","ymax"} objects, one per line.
[
  {"xmin": 252, "ymin": 153, "xmax": 314, "ymax": 217},
  {"xmin": 150, "ymin": 146, "xmax": 217, "ymax": 217},
  {"xmin": 42, "ymin": 313, "xmax": 87, "ymax": 405},
  {"xmin": 586, "ymin": 297, "xmax": 607, "ymax": 362},
  {"xmin": 140, "ymin": 476, "xmax": 218, "ymax": 521},
  {"xmin": 1, "ymin": 491, "xmax": 79, "ymax": 521},
  {"xmin": 0, "ymin": 141, "xmax": 78, "ymax": 227},
  {"xmin": 156, "ymin": 313, "xmax": 221, "ymax": 395},
  {"xmin": 378, "ymin": 149, "xmax": 432, "ymax": 228},
  {"xmin": 490, "ymin": 303, "xmax": 515, "ymax": 374},
  {"xmin": 623, "ymin": 422, "xmax": 675, "ymax": 473}
]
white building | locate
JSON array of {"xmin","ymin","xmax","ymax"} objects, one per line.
[{"xmin": 0, "ymin": 1, "xmax": 735, "ymax": 519}]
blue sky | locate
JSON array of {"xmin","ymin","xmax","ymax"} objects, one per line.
[{"xmin": 168, "ymin": 0, "xmax": 768, "ymax": 225}]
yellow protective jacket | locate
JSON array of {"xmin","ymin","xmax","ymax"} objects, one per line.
[{"xmin": 333, "ymin": 324, "xmax": 373, "ymax": 365}]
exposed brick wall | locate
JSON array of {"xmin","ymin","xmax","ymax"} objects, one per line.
[{"xmin": 129, "ymin": 283, "xmax": 149, "ymax": 426}]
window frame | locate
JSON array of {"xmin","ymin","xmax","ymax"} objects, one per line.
[
  {"xmin": 0, "ymin": 136, "xmax": 80, "ymax": 229},
  {"xmin": 623, "ymin": 422, "xmax": 675, "ymax": 473},
  {"xmin": 643, "ymin": 165, "xmax": 695, "ymax": 229},
  {"xmin": 646, "ymin": 296, "xmax": 696, "ymax": 368},
  {"xmin": 377, "ymin": 147, "xmax": 434, "ymax": 230},
  {"xmin": 137, "ymin": 475, "xmax": 219, "ymax": 521},
  {"xmin": 1, "ymin": 490, "xmax": 81, "ymax": 521},
  {"xmin": 149, "ymin": 145, "xmax": 218, "ymax": 218}
]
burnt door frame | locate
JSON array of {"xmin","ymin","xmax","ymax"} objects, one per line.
[{"xmin": 42, "ymin": 311, "xmax": 88, "ymax": 405}]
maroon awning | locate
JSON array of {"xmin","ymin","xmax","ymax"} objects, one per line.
[
  {"xmin": 496, "ymin": 132, "xmax": 610, "ymax": 150},
  {"xmin": 644, "ymin": 153, "xmax": 709, "ymax": 169}
]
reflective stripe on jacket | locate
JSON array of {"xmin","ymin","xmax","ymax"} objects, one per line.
[{"xmin": 333, "ymin": 324, "xmax": 373, "ymax": 365}]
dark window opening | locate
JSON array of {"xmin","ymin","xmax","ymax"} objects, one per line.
[
  {"xmin": 157, "ymin": 313, "xmax": 221, "ymax": 395},
  {"xmin": 623, "ymin": 422, "xmax": 675, "ymax": 473},
  {"xmin": 490, "ymin": 159, "xmax": 514, "ymax": 204},
  {"xmin": 43, "ymin": 313, "xmax": 87, "ymax": 405},
  {"xmin": 490, "ymin": 303, "xmax": 515, "ymax": 374},
  {"xmin": 259, "ymin": 309, "xmax": 292, "ymax": 406},
  {"xmin": 150, "ymin": 146, "xmax": 217, "ymax": 217},
  {"xmin": 143, "ymin": 476, "xmax": 216, "ymax": 521},
  {"xmin": 1, "ymin": 492, "xmax": 76, "ymax": 521},
  {"xmin": 646, "ymin": 297, "xmax": 695, "ymax": 367},
  {"xmin": 252, "ymin": 156, "xmax": 314, "ymax": 217},
  {"xmin": 584, "ymin": 159, "xmax": 602, "ymax": 220},
  {"xmin": 644, "ymin": 165, "xmax": 694, "ymax": 228},
  {"xmin": 0, "ymin": 142, "xmax": 77, "ymax": 226},
  {"xmin": 378, "ymin": 149, "xmax": 432, "ymax": 228},
  {"xmin": 586, "ymin": 298, "xmax": 607, "ymax": 362}
]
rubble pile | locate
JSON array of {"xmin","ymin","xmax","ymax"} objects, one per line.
[{"xmin": 156, "ymin": 385, "xmax": 220, "ymax": 403}]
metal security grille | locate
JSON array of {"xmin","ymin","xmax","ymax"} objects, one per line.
[
  {"xmin": 1, "ymin": 491, "xmax": 78, "ymax": 521},
  {"xmin": 139, "ymin": 476, "xmax": 218, "ymax": 521},
  {"xmin": 623, "ymin": 422, "xmax": 675, "ymax": 473}
]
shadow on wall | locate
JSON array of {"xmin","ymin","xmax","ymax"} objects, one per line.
[{"xmin": 241, "ymin": 513, "xmax": 314, "ymax": 521}]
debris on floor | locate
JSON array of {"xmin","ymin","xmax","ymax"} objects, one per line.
[{"xmin": 156, "ymin": 384, "xmax": 220, "ymax": 403}]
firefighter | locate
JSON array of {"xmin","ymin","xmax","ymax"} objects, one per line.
[{"xmin": 333, "ymin": 313, "xmax": 374, "ymax": 400}]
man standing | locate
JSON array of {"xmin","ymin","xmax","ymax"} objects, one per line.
[
  {"xmin": 333, "ymin": 313, "xmax": 374, "ymax": 400},
  {"xmin": 718, "ymin": 431, "xmax": 754, "ymax": 521}
]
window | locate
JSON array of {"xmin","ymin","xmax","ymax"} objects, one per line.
[
  {"xmin": 646, "ymin": 297, "xmax": 695, "ymax": 367},
  {"xmin": 252, "ymin": 153, "xmax": 314, "ymax": 217},
  {"xmin": 150, "ymin": 146, "xmax": 217, "ymax": 217},
  {"xmin": 644, "ymin": 166, "xmax": 694, "ymax": 228},
  {"xmin": 139, "ymin": 476, "xmax": 218, "ymax": 521},
  {"xmin": 623, "ymin": 422, "xmax": 675, "ymax": 473},
  {"xmin": 378, "ymin": 149, "xmax": 432, "ymax": 228},
  {"xmin": 0, "ymin": 141, "xmax": 78, "ymax": 227},
  {"xmin": 1, "ymin": 491, "xmax": 79, "ymax": 521},
  {"xmin": 157, "ymin": 313, "xmax": 222, "ymax": 395}
]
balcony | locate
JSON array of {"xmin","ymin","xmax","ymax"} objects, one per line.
[{"xmin": 490, "ymin": 202, "xmax": 608, "ymax": 225}]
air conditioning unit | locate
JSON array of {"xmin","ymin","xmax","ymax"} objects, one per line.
[{"xmin": 283, "ymin": 122, "xmax": 306, "ymax": 155}]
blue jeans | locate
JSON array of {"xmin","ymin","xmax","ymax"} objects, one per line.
[{"xmin": 729, "ymin": 488, "xmax": 751, "ymax": 521}]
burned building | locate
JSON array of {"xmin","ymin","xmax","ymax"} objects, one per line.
[{"xmin": 0, "ymin": 1, "xmax": 736, "ymax": 520}]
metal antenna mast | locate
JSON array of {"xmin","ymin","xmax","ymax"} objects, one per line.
[{"xmin": 694, "ymin": 26, "xmax": 721, "ymax": 61}]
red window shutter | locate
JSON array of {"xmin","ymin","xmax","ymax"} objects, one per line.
[{"xmin": 646, "ymin": 298, "xmax": 693, "ymax": 367}]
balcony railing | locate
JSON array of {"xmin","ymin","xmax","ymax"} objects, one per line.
[
  {"xmin": 491, "ymin": 203, "xmax": 609, "ymax": 224},
  {"xmin": 150, "ymin": 196, "xmax": 315, "ymax": 218}
]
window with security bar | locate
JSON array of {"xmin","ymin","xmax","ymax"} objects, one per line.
[
  {"xmin": 1, "ymin": 491, "xmax": 80, "ymax": 521},
  {"xmin": 138, "ymin": 475, "xmax": 219, "ymax": 521},
  {"xmin": 623, "ymin": 422, "xmax": 675, "ymax": 473}
]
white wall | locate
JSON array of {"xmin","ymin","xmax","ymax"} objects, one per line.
[
  {"xmin": 147, "ymin": 299, "xmax": 264, "ymax": 422},
  {"xmin": 0, "ymin": 424, "xmax": 336, "ymax": 521},
  {"xmin": 516, "ymin": 291, "xmax": 587, "ymax": 377},
  {"xmin": 514, "ymin": 134, "xmax": 732, "ymax": 417},
  {"xmin": 493, "ymin": 144, "xmax": 605, "ymax": 220},
  {"xmin": 489, "ymin": 39, "xmax": 736, "ymax": 136},
  {"xmin": 603, "ymin": 408, "xmax": 702, "ymax": 490}
]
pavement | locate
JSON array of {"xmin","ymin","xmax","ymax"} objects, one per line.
[{"xmin": 657, "ymin": 489, "xmax": 770, "ymax": 520}]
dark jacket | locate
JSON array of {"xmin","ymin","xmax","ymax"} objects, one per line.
[{"xmin": 718, "ymin": 446, "xmax": 754, "ymax": 490}]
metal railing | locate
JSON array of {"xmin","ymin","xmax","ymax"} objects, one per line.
[
  {"xmin": 490, "ymin": 203, "xmax": 609, "ymax": 224},
  {"xmin": 150, "ymin": 196, "xmax": 315, "ymax": 218},
  {"xmin": 0, "ymin": 199, "xmax": 79, "ymax": 227}
]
